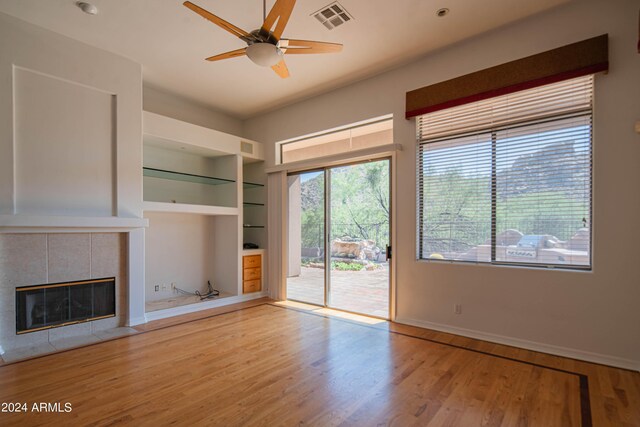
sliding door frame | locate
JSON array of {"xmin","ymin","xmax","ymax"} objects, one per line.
[
  {"xmin": 285, "ymin": 153, "xmax": 396, "ymax": 320},
  {"xmin": 324, "ymin": 168, "xmax": 332, "ymax": 308}
]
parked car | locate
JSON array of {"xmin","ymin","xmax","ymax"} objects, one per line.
[{"xmin": 517, "ymin": 235, "xmax": 560, "ymax": 249}]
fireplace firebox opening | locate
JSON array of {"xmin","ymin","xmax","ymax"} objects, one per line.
[{"xmin": 15, "ymin": 277, "xmax": 116, "ymax": 334}]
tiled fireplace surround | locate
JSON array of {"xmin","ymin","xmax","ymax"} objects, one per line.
[{"xmin": 0, "ymin": 233, "xmax": 128, "ymax": 355}]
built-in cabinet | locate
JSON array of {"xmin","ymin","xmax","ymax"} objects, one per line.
[
  {"xmin": 242, "ymin": 250, "xmax": 264, "ymax": 294},
  {"xmin": 142, "ymin": 112, "xmax": 266, "ymax": 319}
]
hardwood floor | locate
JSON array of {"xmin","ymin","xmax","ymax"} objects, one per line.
[{"xmin": 0, "ymin": 302, "xmax": 638, "ymax": 426}]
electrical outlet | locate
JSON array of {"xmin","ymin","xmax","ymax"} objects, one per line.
[
  {"xmin": 171, "ymin": 282, "xmax": 176, "ymax": 291},
  {"xmin": 454, "ymin": 304, "xmax": 462, "ymax": 314},
  {"xmin": 154, "ymin": 285, "xmax": 159, "ymax": 292},
  {"xmin": 161, "ymin": 284, "xmax": 168, "ymax": 292}
]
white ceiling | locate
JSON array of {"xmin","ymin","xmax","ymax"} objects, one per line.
[{"xmin": 0, "ymin": 0, "xmax": 570, "ymax": 119}]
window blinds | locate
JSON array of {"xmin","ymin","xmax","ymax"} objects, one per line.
[
  {"xmin": 417, "ymin": 76, "xmax": 593, "ymax": 141},
  {"xmin": 417, "ymin": 75, "xmax": 593, "ymax": 269}
]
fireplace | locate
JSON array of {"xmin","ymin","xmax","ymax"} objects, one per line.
[{"xmin": 15, "ymin": 278, "xmax": 116, "ymax": 334}]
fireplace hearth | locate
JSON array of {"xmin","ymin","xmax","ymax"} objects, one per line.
[{"xmin": 15, "ymin": 278, "xmax": 116, "ymax": 334}]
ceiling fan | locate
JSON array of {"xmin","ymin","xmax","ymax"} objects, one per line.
[{"xmin": 183, "ymin": 0, "xmax": 343, "ymax": 78}]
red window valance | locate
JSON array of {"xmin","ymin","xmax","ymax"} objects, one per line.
[{"xmin": 405, "ymin": 34, "xmax": 608, "ymax": 119}]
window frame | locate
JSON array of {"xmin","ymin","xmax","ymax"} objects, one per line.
[{"xmin": 416, "ymin": 82, "xmax": 593, "ymax": 271}]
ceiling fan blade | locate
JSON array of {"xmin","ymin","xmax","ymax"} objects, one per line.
[
  {"xmin": 280, "ymin": 39, "xmax": 343, "ymax": 54},
  {"xmin": 183, "ymin": 1, "xmax": 250, "ymax": 40},
  {"xmin": 205, "ymin": 48, "xmax": 247, "ymax": 62},
  {"xmin": 261, "ymin": 0, "xmax": 296, "ymax": 41},
  {"xmin": 271, "ymin": 59, "xmax": 290, "ymax": 78}
]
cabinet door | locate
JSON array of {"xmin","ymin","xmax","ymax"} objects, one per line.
[
  {"xmin": 243, "ymin": 267, "xmax": 261, "ymax": 281},
  {"xmin": 243, "ymin": 279, "xmax": 261, "ymax": 293},
  {"xmin": 243, "ymin": 255, "xmax": 261, "ymax": 269}
]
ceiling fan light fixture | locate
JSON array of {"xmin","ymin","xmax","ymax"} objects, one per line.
[{"xmin": 246, "ymin": 43, "xmax": 283, "ymax": 67}]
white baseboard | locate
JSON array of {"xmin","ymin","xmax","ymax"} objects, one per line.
[
  {"xmin": 126, "ymin": 316, "xmax": 148, "ymax": 327},
  {"xmin": 395, "ymin": 316, "xmax": 639, "ymax": 372},
  {"xmin": 143, "ymin": 292, "xmax": 268, "ymax": 322}
]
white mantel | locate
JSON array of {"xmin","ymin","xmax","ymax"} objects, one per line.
[{"xmin": 0, "ymin": 215, "xmax": 148, "ymax": 233}]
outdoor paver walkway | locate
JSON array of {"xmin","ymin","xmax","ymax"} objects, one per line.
[{"xmin": 287, "ymin": 265, "xmax": 389, "ymax": 318}]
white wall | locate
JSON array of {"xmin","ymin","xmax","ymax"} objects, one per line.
[
  {"xmin": 244, "ymin": 0, "xmax": 640, "ymax": 368},
  {"xmin": 144, "ymin": 85, "xmax": 243, "ymax": 137},
  {"xmin": 0, "ymin": 12, "xmax": 142, "ymax": 218},
  {"xmin": 144, "ymin": 212, "xmax": 216, "ymax": 301},
  {"xmin": 14, "ymin": 69, "xmax": 115, "ymax": 216}
]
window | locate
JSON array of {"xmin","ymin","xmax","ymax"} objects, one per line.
[
  {"xmin": 278, "ymin": 118, "xmax": 393, "ymax": 164},
  {"xmin": 417, "ymin": 76, "xmax": 593, "ymax": 269}
]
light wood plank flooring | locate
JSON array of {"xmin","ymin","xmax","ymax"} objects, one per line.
[{"xmin": 0, "ymin": 301, "xmax": 638, "ymax": 426}]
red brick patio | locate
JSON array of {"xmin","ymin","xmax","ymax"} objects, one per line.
[{"xmin": 286, "ymin": 264, "xmax": 389, "ymax": 318}]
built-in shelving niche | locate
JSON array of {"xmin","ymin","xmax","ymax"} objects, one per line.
[
  {"xmin": 143, "ymin": 144, "xmax": 238, "ymax": 210},
  {"xmin": 141, "ymin": 111, "xmax": 265, "ymax": 318},
  {"xmin": 143, "ymin": 137, "xmax": 241, "ymax": 314},
  {"xmin": 242, "ymin": 161, "xmax": 266, "ymax": 250},
  {"xmin": 143, "ymin": 211, "xmax": 240, "ymax": 313}
]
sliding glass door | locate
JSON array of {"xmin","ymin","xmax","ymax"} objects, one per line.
[
  {"xmin": 286, "ymin": 159, "xmax": 390, "ymax": 318},
  {"xmin": 328, "ymin": 161, "xmax": 390, "ymax": 317},
  {"xmin": 286, "ymin": 171, "xmax": 325, "ymax": 306}
]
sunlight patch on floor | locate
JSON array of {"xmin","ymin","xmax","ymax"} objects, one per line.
[{"xmin": 274, "ymin": 300, "xmax": 387, "ymax": 325}]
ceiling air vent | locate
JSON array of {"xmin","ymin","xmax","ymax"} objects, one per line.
[{"xmin": 312, "ymin": 2, "xmax": 353, "ymax": 30}]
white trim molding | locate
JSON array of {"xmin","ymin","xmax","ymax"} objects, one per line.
[
  {"xmin": 266, "ymin": 143, "xmax": 402, "ymax": 174},
  {"xmin": 395, "ymin": 316, "xmax": 640, "ymax": 372},
  {"xmin": 144, "ymin": 292, "xmax": 268, "ymax": 322},
  {"xmin": 126, "ymin": 316, "xmax": 148, "ymax": 327},
  {"xmin": 0, "ymin": 215, "xmax": 148, "ymax": 233}
]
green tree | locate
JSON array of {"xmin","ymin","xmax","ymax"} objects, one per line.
[{"xmin": 300, "ymin": 162, "xmax": 390, "ymax": 249}]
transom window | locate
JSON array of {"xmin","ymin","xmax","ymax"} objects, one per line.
[
  {"xmin": 278, "ymin": 117, "xmax": 393, "ymax": 165},
  {"xmin": 417, "ymin": 75, "xmax": 593, "ymax": 269}
]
